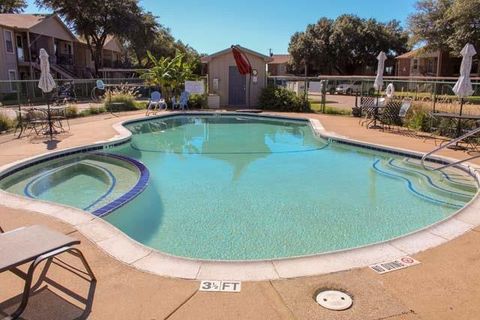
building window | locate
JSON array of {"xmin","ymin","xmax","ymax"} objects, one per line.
[
  {"xmin": 8, "ymin": 70, "xmax": 17, "ymax": 92},
  {"xmin": 4, "ymin": 30, "xmax": 14, "ymax": 53},
  {"xmin": 413, "ymin": 59, "xmax": 418, "ymax": 70}
]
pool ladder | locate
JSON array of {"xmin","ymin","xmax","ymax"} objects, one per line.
[{"xmin": 421, "ymin": 127, "xmax": 480, "ymax": 170}]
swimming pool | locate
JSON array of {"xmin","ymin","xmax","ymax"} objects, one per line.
[{"xmin": 1, "ymin": 114, "xmax": 478, "ymax": 261}]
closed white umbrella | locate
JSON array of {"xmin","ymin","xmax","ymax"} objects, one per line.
[
  {"xmin": 38, "ymin": 49, "xmax": 56, "ymax": 93},
  {"xmin": 38, "ymin": 48, "xmax": 56, "ymax": 139},
  {"xmin": 450, "ymin": 43, "xmax": 477, "ymax": 149},
  {"xmin": 373, "ymin": 51, "xmax": 387, "ymax": 91},
  {"xmin": 452, "ymin": 43, "xmax": 476, "ymax": 98},
  {"xmin": 370, "ymin": 51, "xmax": 387, "ymax": 129}
]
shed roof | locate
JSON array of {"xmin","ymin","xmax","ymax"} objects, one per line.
[
  {"xmin": 201, "ymin": 45, "xmax": 273, "ymax": 63},
  {"xmin": 395, "ymin": 48, "xmax": 422, "ymax": 59},
  {"xmin": 395, "ymin": 47, "xmax": 440, "ymax": 60},
  {"xmin": 268, "ymin": 54, "xmax": 290, "ymax": 65}
]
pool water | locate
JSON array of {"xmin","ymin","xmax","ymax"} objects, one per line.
[
  {"xmin": 0, "ymin": 154, "xmax": 142, "ymax": 213},
  {"xmin": 1, "ymin": 114, "xmax": 477, "ymax": 260},
  {"xmin": 108, "ymin": 115, "xmax": 476, "ymax": 260}
]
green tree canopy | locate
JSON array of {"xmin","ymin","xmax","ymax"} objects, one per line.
[
  {"xmin": 288, "ymin": 15, "xmax": 409, "ymax": 75},
  {"xmin": 120, "ymin": 10, "xmax": 202, "ymax": 73},
  {"xmin": 0, "ymin": 0, "xmax": 27, "ymax": 13},
  {"xmin": 409, "ymin": 0, "xmax": 480, "ymax": 53}
]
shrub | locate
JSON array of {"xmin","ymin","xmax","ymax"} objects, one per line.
[
  {"xmin": 324, "ymin": 106, "xmax": 352, "ymax": 116},
  {"xmin": 0, "ymin": 112, "xmax": 14, "ymax": 132},
  {"xmin": 103, "ymin": 84, "xmax": 140, "ymax": 112},
  {"xmin": 65, "ymin": 104, "xmax": 78, "ymax": 118},
  {"xmin": 79, "ymin": 106, "xmax": 107, "ymax": 117},
  {"xmin": 188, "ymin": 94, "xmax": 207, "ymax": 109},
  {"xmin": 135, "ymin": 101, "xmax": 148, "ymax": 109},
  {"xmin": 405, "ymin": 106, "xmax": 431, "ymax": 132},
  {"xmin": 259, "ymin": 87, "xmax": 310, "ymax": 112}
]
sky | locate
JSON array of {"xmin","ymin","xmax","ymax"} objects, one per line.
[{"xmin": 25, "ymin": 0, "xmax": 417, "ymax": 55}]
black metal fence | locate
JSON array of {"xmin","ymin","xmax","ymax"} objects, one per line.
[
  {"xmin": 0, "ymin": 78, "xmax": 147, "ymax": 107},
  {"xmin": 268, "ymin": 76, "xmax": 480, "ymax": 114}
]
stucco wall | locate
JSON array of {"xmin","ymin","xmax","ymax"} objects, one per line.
[
  {"xmin": 0, "ymin": 26, "xmax": 19, "ymax": 90},
  {"xmin": 207, "ymin": 50, "xmax": 267, "ymax": 107}
]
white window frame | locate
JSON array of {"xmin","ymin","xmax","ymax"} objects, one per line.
[
  {"xmin": 4, "ymin": 30, "xmax": 14, "ymax": 54},
  {"xmin": 8, "ymin": 69, "xmax": 17, "ymax": 92}
]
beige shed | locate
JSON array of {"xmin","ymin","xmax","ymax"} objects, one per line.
[{"xmin": 201, "ymin": 46, "xmax": 272, "ymax": 108}]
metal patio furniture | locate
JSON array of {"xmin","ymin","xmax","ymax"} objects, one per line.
[
  {"xmin": 379, "ymin": 99, "xmax": 413, "ymax": 133},
  {"xmin": 0, "ymin": 225, "xmax": 96, "ymax": 319},
  {"xmin": 359, "ymin": 96, "xmax": 386, "ymax": 128}
]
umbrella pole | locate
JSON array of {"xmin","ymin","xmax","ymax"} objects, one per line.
[
  {"xmin": 47, "ymin": 92, "xmax": 53, "ymax": 140},
  {"xmin": 455, "ymin": 98, "xmax": 464, "ymax": 138},
  {"xmin": 448, "ymin": 98, "xmax": 467, "ymax": 150},
  {"xmin": 369, "ymin": 89, "xmax": 382, "ymax": 129}
]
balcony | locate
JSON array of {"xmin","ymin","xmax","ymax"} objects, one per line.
[
  {"xmin": 102, "ymin": 59, "xmax": 130, "ymax": 69},
  {"xmin": 56, "ymin": 53, "xmax": 73, "ymax": 66}
]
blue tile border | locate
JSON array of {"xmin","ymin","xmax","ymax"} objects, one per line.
[
  {"xmin": 0, "ymin": 148, "xmax": 149, "ymax": 218},
  {"xmin": 90, "ymin": 153, "xmax": 150, "ymax": 217}
]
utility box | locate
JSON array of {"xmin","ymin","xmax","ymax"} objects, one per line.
[{"xmin": 208, "ymin": 94, "xmax": 220, "ymax": 109}]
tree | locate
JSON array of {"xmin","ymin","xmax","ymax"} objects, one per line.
[
  {"xmin": 36, "ymin": 0, "xmax": 143, "ymax": 75},
  {"xmin": 141, "ymin": 51, "xmax": 196, "ymax": 100},
  {"xmin": 408, "ymin": 0, "xmax": 454, "ymax": 50},
  {"xmin": 122, "ymin": 11, "xmax": 176, "ymax": 68},
  {"xmin": 408, "ymin": 0, "xmax": 480, "ymax": 52},
  {"xmin": 446, "ymin": 0, "xmax": 480, "ymax": 51},
  {"xmin": 288, "ymin": 15, "xmax": 409, "ymax": 75},
  {"xmin": 121, "ymin": 12, "xmax": 202, "ymax": 74},
  {"xmin": 288, "ymin": 18, "xmax": 334, "ymax": 75},
  {"xmin": 0, "ymin": 0, "xmax": 27, "ymax": 13}
]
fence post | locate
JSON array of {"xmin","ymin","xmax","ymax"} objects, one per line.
[{"xmin": 432, "ymin": 81, "xmax": 437, "ymax": 113}]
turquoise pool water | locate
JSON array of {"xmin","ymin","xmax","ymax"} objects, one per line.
[{"xmin": 1, "ymin": 114, "xmax": 477, "ymax": 260}]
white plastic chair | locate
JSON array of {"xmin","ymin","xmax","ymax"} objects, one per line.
[
  {"xmin": 146, "ymin": 91, "xmax": 167, "ymax": 115},
  {"xmin": 172, "ymin": 91, "xmax": 190, "ymax": 111}
]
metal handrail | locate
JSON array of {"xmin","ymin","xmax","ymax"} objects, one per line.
[{"xmin": 421, "ymin": 127, "xmax": 480, "ymax": 170}]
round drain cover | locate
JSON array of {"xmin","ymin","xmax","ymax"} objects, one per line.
[{"xmin": 315, "ymin": 290, "xmax": 352, "ymax": 311}]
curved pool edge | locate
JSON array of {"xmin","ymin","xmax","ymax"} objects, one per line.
[{"xmin": 0, "ymin": 111, "xmax": 478, "ymax": 281}]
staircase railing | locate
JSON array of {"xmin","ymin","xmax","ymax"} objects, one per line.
[{"xmin": 421, "ymin": 127, "xmax": 480, "ymax": 170}]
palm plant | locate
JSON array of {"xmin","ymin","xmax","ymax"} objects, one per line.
[{"xmin": 141, "ymin": 51, "xmax": 195, "ymax": 102}]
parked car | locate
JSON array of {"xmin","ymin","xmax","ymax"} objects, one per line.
[{"xmin": 335, "ymin": 81, "xmax": 375, "ymax": 95}]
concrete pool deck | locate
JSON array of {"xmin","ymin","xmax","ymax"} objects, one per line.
[{"xmin": 1, "ymin": 110, "xmax": 480, "ymax": 319}]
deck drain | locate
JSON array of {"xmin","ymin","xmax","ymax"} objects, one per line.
[{"xmin": 315, "ymin": 290, "xmax": 352, "ymax": 311}]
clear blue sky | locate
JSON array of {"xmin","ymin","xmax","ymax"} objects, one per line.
[{"xmin": 26, "ymin": 0, "xmax": 417, "ymax": 55}]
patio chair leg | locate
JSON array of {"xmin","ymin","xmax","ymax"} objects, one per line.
[
  {"xmin": 10, "ymin": 254, "xmax": 49, "ymax": 319},
  {"xmin": 9, "ymin": 246, "xmax": 95, "ymax": 319},
  {"xmin": 68, "ymin": 248, "xmax": 96, "ymax": 281}
]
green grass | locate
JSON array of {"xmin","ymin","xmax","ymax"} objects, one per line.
[{"xmin": 310, "ymin": 102, "xmax": 352, "ymax": 115}]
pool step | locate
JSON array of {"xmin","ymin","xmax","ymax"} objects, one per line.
[
  {"xmin": 373, "ymin": 159, "xmax": 476, "ymax": 208},
  {"xmin": 402, "ymin": 158, "xmax": 478, "ymax": 192},
  {"xmin": 384, "ymin": 159, "xmax": 476, "ymax": 202}
]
